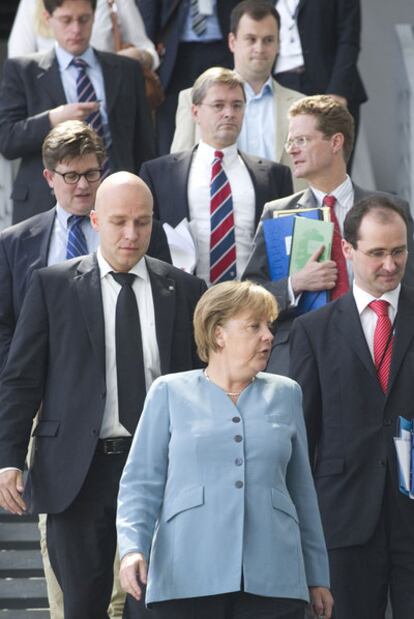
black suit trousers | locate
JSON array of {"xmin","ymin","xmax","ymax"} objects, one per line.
[
  {"xmin": 328, "ymin": 471, "xmax": 414, "ymax": 619},
  {"xmin": 47, "ymin": 448, "xmax": 129, "ymax": 619}
]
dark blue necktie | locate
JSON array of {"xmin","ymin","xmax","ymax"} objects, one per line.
[
  {"xmin": 72, "ymin": 57, "xmax": 111, "ymax": 178},
  {"xmin": 66, "ymin": 215, "xmax": 88, "ymax": 259}
]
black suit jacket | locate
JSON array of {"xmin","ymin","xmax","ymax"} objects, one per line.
[
  {"xmin": 0, "ymin": 208, "xmax": 172, "ymax": 371},
  {"xmin": 243, "ymin": 185, "xmax": 414, "ymax": 375},
  {"xmin": 0, "ymin": 48, "xmax": 155, "ymax": 223},
  {"xmin": 138, "ymin": 0, "xmax": 237, "ymax": 88},
  {"xmin": 0, "ymin": 253, "xmax": 206, "ymax": 514},
  {"xmin": 139, "ymin": 149, "xmax": 293, "ymax": 230},
  {"xmin": 294, "ymin": 0, "xmax": 367, "ymax": 106},
  {"xmin": 289, "ymin": 286, "xmax": 414, "ymax": 549}
]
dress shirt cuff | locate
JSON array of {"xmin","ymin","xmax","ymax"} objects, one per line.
[
  {"xmin": 0, "ymin": 467, "xmax": 22, "ymax": 474},
  {"xmin": 288, "ymin": 277, "xmax": 302, "ymax": 307}
]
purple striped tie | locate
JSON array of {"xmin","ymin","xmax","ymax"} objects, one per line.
[
  {"xmin": 210, "ymin": 150, "xmax": 237, "ymax": 284},
  {"xmin": 72, "ymin": 57, "xmax": 110, "ymax": 177}
]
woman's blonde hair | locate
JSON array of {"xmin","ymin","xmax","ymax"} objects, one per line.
[
  {"xmin": 194, "ymin": 281, "xmax": 278, "ymax": 363},
  {"xmin": 35, "ymin": 0, "xmax": 53, "ymax": 38}
]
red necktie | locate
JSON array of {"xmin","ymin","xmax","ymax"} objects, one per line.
[
  {"xmin": 323, "ymin": 194, "xmax": 349, "ymax": 300},
  {"xmin": 210, "ymin": 150, "xmax": 237, "ymax": 284},
  {"xmin": 369, "ymin": 300, "xmax": 393, "ymax": 393}
]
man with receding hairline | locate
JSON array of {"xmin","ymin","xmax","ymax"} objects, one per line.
[{"xmin": 0, "ymin": 171, "xmax": 206, "ymax": 618}]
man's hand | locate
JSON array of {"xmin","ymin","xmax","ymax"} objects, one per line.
[
  {"xmin": 291, "ymin": 246, "xmax": 337, "ymax": 294},
  {"xmin": 119, "ymin": 552, "xmax": 148, "ymax": 601},
  {"xmin": 0, "ymin": 470, "xmax": 26, "ymax": 515},
  {"xmin": 309, "ymin": 586, "xmax": 334, "ymax": 618},
  {"xmin": 49, "ymin": 102, "xmax": 100, "ymax": 127}
]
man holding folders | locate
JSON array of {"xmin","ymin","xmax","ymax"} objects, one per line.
[
  {"xmin": 289, "ymin": 196, "xmax": 414, "ymax": 619},
  {"xmin": 243, "ymin": 95, "xmax": 414, "ymax": 374}
]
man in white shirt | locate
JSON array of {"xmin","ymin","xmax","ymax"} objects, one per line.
[
  {"xmin": 170, "ymin": 0, "xmax": 305, "ymax": 191},
  {"xmin": 0, "ymin": 171, "xmax": 206, "ymax": 618},
  {"xmin": 289, "ymin": 196, "xmax": 414, "ymax": 619},
  {"xmin": 140, "ymin": 66, "xmax": 293, "ymax": 287},
  {"xmin": 243, "ymin": 94, "xmax": 414, "ymax": 374}
]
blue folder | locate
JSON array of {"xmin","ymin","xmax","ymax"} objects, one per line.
[
  {"xmin": 395, "ymin": 416, "xmax": 414, "ymax": 497},
  {"xmin": 262, "ymin": 209, "xmax": 329, "ymax": 315}
]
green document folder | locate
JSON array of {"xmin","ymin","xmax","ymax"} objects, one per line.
[{"xmin": 289, "ymin": 216, "xmax": 334, "ymax": 275}]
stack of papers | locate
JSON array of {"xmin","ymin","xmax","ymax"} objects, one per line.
[{"xmin": 394, "ymin": 416, "xmax": 414, "ymax": 498}]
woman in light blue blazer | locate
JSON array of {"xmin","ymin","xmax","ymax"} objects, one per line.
[{"xmin": 117, "ymin": 281, "xmax": 333, "ymax": 619}]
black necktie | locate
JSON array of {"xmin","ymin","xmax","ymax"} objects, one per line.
[{"xmin": 110, "ymin": 272, "xmax": 146, "ymax": 433}]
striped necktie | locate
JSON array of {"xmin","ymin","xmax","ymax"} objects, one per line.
[
  {"xmin": 72, "ymin": 57, "xmax": 110, "ymax": 177},
  {"xmin": 323, "ymin": 194, "xmax": 349, "ymax": 299},
  {"xmin": 210, "ymin": 150, "xmax": 237, "ymax": 284},
  {"xmin": 190, "ymin": 0, "xmax": 207, "ymax": 36},
  {"xmin": 369, "ymin": 300, "xmax": 393, "ymax": 393},
  {"xmin": 66, "ymin": 215, "xmax": 88, "ymax": 259}
]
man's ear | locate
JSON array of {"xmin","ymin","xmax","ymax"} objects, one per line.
[
  {"xmin": 90, "ymin": 209, "xmax": 99, "ymax": 231},
  {"xmin": 43, "ymin": 168, "xmax": 54, "ymax": 189}
]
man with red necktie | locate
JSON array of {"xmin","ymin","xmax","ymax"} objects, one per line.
[
  {"xmin": 289, "ymin": 195, "xmax": 414, "ymax": 619},
  {"xmin": 139, "ymin": 66, "xmax": 294, "ymax": 287},
  {"xmin": 243, "ymin": 94, "xmax": 414, "ymax": 374}
]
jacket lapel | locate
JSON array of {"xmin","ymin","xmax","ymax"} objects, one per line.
[
  {"xmin": 146, "ymin": 257, "xmax": 176, "ymax": 374},
  {"xmin": 387, "ymin": 286, "xmax": 414, "ymax": 394},
  {"xmin": 37, "ymin": 50, "xmax": 67, "ymax": 106},
  {"xmin": 335, "ymin": 292, "xmax": 378, "ymax": 381},
  {"xmin": 96, "ymin": 50, "xmax": 120, "ymax": 115},
  {"xmin": 22, "ymin": 209, "xmax": 56, "ymax": 272},
  {"xmin": 74, "ymin": 254, "xmax": 106, "ymax": 378},
  {"xmin": 240, "ymin": 152, "xmax": 266, "ymax": 227}
]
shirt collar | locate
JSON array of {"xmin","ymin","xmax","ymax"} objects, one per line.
[
  {"xmin": 353, "ymin": 281, "xmax": 401, "ymax": 316},
  {"xmin": 311, "ymin": 175, "xmax": 353, "ymax": 208},
  {"xmin": 55, "ymin": 203, "xmax": 91, "ymax": 229},
  {"xmin": 197, "ymin": 140, "xmax": 239, "ymax": 164},
  {"xmin": 96, "ymin": 247, "xmax": 149, "ymax": 282},
  {"xmin": 244, "ymin": 76, "xmax": 273, "ymax": 102},
  {"xmin": 55, "ymin": 42, "xmax": 96, "ymax": 71}
]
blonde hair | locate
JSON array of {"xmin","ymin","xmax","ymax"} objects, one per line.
[{"xmin": 194, "ymin": 281, "xmax": 278, "ymax": 363}]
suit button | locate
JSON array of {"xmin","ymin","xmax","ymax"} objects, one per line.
[
  {"xmin": 101, "ymin": 392, "xmax": 106, "ymax": 399},
  {"xmin": 234, "ymin": 435, "xmax": 243, "ymax": 443},
  {"xmin": 379, "ymin": 460, "xmax": 386, "ymax": 466},
  {"xmin": 235, "ymin": 481, "xmax": 244, "ymax": 488},
  {"xmin": 235, "ymin": 458, "xmax": 243, "ymax": 466},
  {"xmin": 91, "ymin": 429, "xmax": 98, "ymax": 436},
  {"xmin": 232, "ymin": 416, "xmax": 241, "ymax": 423},
  {"xmin": 383, "ymin": 419, "xmax": 392, "ymax": 426}
]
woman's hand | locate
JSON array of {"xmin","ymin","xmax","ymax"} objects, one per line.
[
  {"xmin": 119, "ymin": 552, "xmax": 148, "ymax": 601},
  {"xmin": 309, "ymin": 586, "xmax": 334, "ymax": 619}
]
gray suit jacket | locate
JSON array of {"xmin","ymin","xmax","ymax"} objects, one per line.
[
  {"xmin": 169, "ymin": 80, "xmax": 307, "ymax": 193},
  {"xmin": 0, "ymin": 48, "xmax": 155, "ymax": 223},
  {"xmin": 242, "ymin": 185, "xmax": 414, "ymax": 375}
]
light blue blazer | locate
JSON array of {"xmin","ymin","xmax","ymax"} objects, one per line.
[{"xmin": 117, "ymin": 370, "xmax": 329, "ymax": 604}]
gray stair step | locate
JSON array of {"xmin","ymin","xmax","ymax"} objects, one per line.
[
  {"xmin": 0, "ymin": 577, "xmax": 48, "ymax": 609},
  {"xmin": 0, "ymin": 550, "xmax": 44, "ymax": 577},
  {"xmin": 0, "ymin": 612, "xmax": 49, "ymax": 618},
  {"xmin": 0, "ymin": 523, "xmax": 40, "ymax": 550}
]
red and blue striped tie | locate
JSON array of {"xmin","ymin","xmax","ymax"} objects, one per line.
[
  {"xmin": 209, "ymin": 150, "xmax": 236, "ymax": 284},
  {"xmin": 72, "ymin": 57, "xmax": 110, "ymax": 178}
]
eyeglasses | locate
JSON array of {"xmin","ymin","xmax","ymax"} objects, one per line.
[
  {"xmin": 53, "ymin": 169, "xmax": 102, "ymax": 184},
  {"xmin": 52, "ymin": 15, "xmax": 94, "ymax": 27},
  {"xmin": 356, "ymin": 247, "xmax": 408, "ymax": 260},
  {"xmin": 199, "ymin": 101, "xmax": 245, "ymax": 113},
  {"xmin": 284, "ymin": 136, "xmax": 312, "ymax": 152}
]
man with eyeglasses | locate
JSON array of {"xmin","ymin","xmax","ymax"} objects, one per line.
[
  {"xmin": 0, "ymin": 0, "xmax": 155, "ymax": 225},
  {"xmin": 243, "ymin": 94, "xmax": 414, "ymax": 374},
  {"xmin": 139, "ymin": 66, "xmax": 293, "ymax": 287},
  {"xmin": 170, "ymin": 0, "xmax": 306, "ymax": 193},
  {"xmin": 289, "ymin": 196, "xmax": 414, "ymax": 619}
]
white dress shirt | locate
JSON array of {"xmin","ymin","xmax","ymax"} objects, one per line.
[
  {"xmin": 47, "ymin": 204, "xmax": 99, "ymax": 266},
  {"xmin": 97, "ymin": 249, "xmax": 161, "ymax": 438},
  {"xmin": 353, "ymin": 282, "xmax": 399, "ymax": 361},
  {"xmin": 187, "ymin": 141, "xmax": 256, "ymax": 285},
  {"xmin": 275, "ymin": 0, "xmax": 304, "ymax": 73}
]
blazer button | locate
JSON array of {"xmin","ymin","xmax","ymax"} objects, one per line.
[
  {"xmin": 383, "ymin": 419, "xmax": 392, "ymax": 426},
  {"xmin": 235, "ymin": 480, "xmax": 244, "ymax": 488},
  {"xmin": 235, "ymin": 457, "xmax": 243, "ymax": 466},
  {"xmin": 378, "ymin": 460, "xmax": 386, "ymax": 466},
  {"xmin": 234, "ymin": 435, "xmax": 243, "ymax": 442},
  {"xmin": 232, "ymin": 416, "xmax": 241, "ymax": 423}
]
